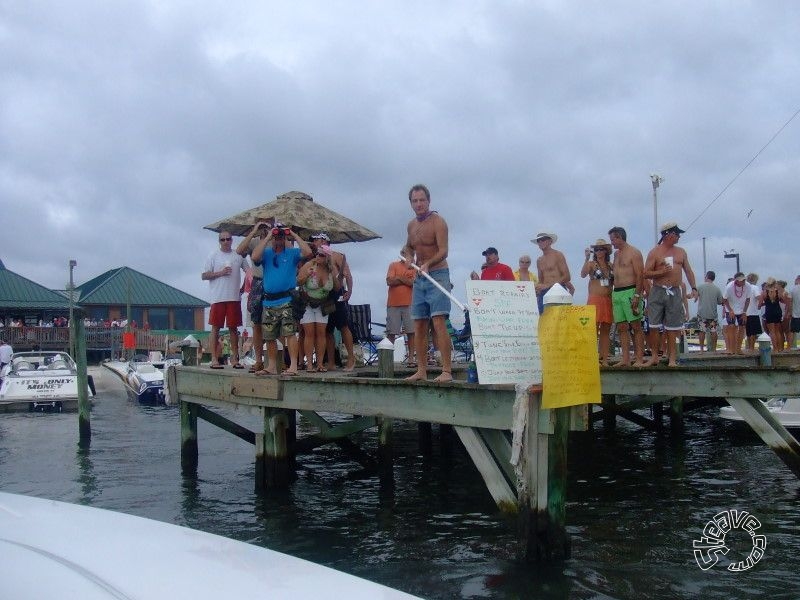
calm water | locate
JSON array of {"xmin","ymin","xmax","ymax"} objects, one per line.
[{"xmin": 1, "ymin": 367, "xmax": 798, "ymax": 599}]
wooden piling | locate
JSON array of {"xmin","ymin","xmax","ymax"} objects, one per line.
[
  {"xmin": 376, "ymin": 340, "xmax": 394, "ymax": 480},
  {"xmin": 257, "ymin": 408, "xmax": 290, "ymax": 490},
  {"xmin": 516, "ymin": 392, "xmax": 570, "ymax": 562},
  {"xmin": 180, "ymin": 401, "xmax": 198, "ymax": 475},
  {"xmin": 76, "ymin": 318, "xmax": 91, "ymax": 443}
]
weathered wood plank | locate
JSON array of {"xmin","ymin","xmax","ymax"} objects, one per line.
[
  {"xmin": 477, "ymin": 428, "xmax": 514, "ymax": 484},
  {"xmin": 600, "ymin": 367, "xmax": 799, "ymax": 398},
  {"xmin": 173, "ymin": 368, "xmax": 517, "ymax": 429},
  {"xmin": 195, "ymin": 405, "xmax": 255, "ymax": 444},
  {"xmin": 454, "ymin": 426, "xmax": 517, "ymax": 511},
  {"xmin": 726, "ymin": 398, "xmax": 800, "ymax": 478},
  {"xmin": 297, "ymin": 412, "xmax": 378, "ymax": 440}
]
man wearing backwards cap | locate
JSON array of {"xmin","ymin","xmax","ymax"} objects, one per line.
[
  {"xmin": 642, "ymin": 221, "xmax": 698, "ymax": 367},
  {"xmin": 532, "ymin": 231, "xmax": 573, "ymax": 313},
  {"xmin": 479, "ymin": 247, "xmax": 515, "ymax": 281}
]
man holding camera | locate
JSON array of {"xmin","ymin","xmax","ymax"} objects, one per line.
[
  {"xmin": 237, "ymin": 220, "xmax": 273, "ymax": 372},
  {"xmin": 252, "ymin": 223, "xmax": 312, "ymax": 375}
]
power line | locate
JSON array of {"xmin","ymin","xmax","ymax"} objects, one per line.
[{"xmin": 685, "ymin": 107, "xmax": 800, "ymax": 231}]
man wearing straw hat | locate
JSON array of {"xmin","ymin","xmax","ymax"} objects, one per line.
[{"xmin": 404, "ymin": 184, "xmax": 452, "ymax": 382}]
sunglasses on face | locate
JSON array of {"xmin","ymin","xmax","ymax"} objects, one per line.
[{"xmin": 219, "ymin": 237, "xmax": 232, "ymax": 242}]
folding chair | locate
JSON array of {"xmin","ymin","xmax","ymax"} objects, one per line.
[
  {"xmin": 447, "ymin": 312, "xmax": 473, "ymax": 362},
  {"xmin": 347, "ymin": 304, "xmax": 385, "ymax": 365}
]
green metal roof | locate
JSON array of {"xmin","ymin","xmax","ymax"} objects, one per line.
[
  {"xmin": 77, "ymin": 267, "xmax": 209, "ymax": 308},
  {"xmin": 0, "ymin": 263, "xmax": 71, "ymax": 310}
]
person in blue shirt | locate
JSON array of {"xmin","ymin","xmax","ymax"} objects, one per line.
[{"xmin": 251, "ymin": 223, "xmax": 312, "ymax": 375}]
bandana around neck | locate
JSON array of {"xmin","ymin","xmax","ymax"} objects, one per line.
[{"xmin": 416, "ymin": 210, "xmax": 437, "ymax": 222}]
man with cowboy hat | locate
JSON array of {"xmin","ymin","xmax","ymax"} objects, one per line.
[
  {"xmin": 642, "ymin": 221, "xmax": 698, "ymax": 367},
  {"xmin": 533, "ymin": 231, "xmax": 573, "ymax": 313},
  {"xmin": 581, "ymin": 238, "xmax": 614, "ymax": 366}
]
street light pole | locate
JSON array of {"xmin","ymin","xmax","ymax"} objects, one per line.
[
  {"xmin": 724, "ymin": 250, "xmax": 740, "ymax": 274},
  {"xmin": 69, "ymin": 259, "xmax": 77, "ymax": 357},
  {"xmin": 650, "ymin": 174, "xmax": 663, "ymax": 245}
]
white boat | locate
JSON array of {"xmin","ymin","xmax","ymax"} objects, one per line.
[
  {"xmin": 0, "ymin": 351, "xmax": 95, "ymax": 412},
  {"xmin": 719, "ymin": 397, "xmax": 800, "ymax": 428},
  {"xmin": 0, "ymin": 492, "xmax": 421, "ymax": 600}
]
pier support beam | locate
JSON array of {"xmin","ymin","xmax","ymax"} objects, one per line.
[
  {"xmin": 377, "ymin": 417, "xmax": 393, "ymax": 482},
  {"xmin": 180, "ymin": 401, "xmax": 198, "ymax": 475},
  {"xmin": 515, "ymin": 389, "xmax": 570, "ymax": 562},
  {"xmin": 256, "ymin": 408, "xmax": 291, "ymax": 490},
  {"xmin": 76, "ymin": 318, "xmax": 91, "ymax": 444},
  {"xmin": 727, "ymin": 398, "xmax": 800, "ymax": 478}
]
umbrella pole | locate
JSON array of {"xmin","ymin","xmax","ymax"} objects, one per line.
[{"xmin": 399, "ymin": 256, "xmax": 467, "ymax": 312}]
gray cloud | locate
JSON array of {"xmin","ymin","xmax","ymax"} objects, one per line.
[{"xmin": 2, "ymin": 1, "xmax": 798, "ymax": 325}]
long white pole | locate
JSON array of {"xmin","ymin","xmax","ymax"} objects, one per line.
[{"xmin": 399, "ymin": 256, "xmax": 467, "ymax": 312}]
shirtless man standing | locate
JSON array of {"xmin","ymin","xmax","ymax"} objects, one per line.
[
  {"xmin": 642, "ymin": 222, "xmax": 698, "ymax": 367},
  {"xmin": 533, "ymin": 232, "xmax": 573, "ymax": 313},
  {"xmin": 404, "ymin": 184, "xmax": 452, "ymax": 382},
  {"xmin": 608, "ymin": 226, "xmax": 646, "ymax": 367}
]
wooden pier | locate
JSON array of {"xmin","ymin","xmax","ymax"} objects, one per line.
[{"xmin": 168, "ymin": 352, "xmax": 800, "ymax": 563}]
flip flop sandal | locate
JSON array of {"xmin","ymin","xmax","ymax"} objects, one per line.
[
  {"xmin": 209, "ymin": 364, "xmax": 224, "ymax": 370},
  {"xmin": 232, "ymin": 364, "xmax": 244, "ymax": 369}
]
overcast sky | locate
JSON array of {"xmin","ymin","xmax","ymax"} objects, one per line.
[{"xmin": 3, "ymin": 1, "xmax": 798, "ymax": 327}]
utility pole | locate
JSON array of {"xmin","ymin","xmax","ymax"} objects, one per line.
[{"xmin": 650, "ymin": 174, "xmax": 664, "ymax": 245}]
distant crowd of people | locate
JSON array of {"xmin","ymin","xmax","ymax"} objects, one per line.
[{"xmin": 0, "ymin": 317, "xmax": 147, "ymax": 329}]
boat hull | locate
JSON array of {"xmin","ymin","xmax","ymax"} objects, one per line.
[
  {"xmin": 0, "ymin": 351, "xmax": 93, "ymax": 413},
  {"xmin": 0, "ymin": 492, "xmax": 421, "ymax": 599}
]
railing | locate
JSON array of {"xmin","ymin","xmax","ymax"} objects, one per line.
[{"xmin": 0, "ymin": 326, "xmax": 194, "ymax": 355}]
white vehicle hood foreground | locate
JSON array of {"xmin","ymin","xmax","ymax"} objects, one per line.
[{"xmin": 0, "ymin": 492, "xmax": 420, "ymax": 600}]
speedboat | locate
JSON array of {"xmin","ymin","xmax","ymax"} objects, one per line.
[
  {"xmin": 719, "ymin": 397, "xmax": 800, "ymax": 428},
  {"xmin": 0, "ymin": 491, "xmax": 421, "ymax": 599},
  {"xmin": 0, "ymin": 351, "xmax": 95, "ymax": 412},
  {"xmin": 123, "ymin": 353, "xmax": 182, "ymax": 404}
]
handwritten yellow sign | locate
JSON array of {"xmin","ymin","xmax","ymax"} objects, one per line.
[{"xmin": 539, "ymin": 305, "xmax": 601, "ymax": 408}]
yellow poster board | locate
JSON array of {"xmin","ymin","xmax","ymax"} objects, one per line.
[{"xmin": 538, "ymin": 305, "xmax": 601, "ymax": 408}]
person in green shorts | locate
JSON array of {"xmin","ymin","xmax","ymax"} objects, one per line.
[{"xmin": 609, "ymin": 226, "xmax": 646, "ymax": 367}]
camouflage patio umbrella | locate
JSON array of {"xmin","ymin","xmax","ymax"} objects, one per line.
[{"xmin": 203, "ymin": 190, "xmax": 381, "ymax": 244}]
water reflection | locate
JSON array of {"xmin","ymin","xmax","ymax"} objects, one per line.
[{"xmin": 75, "ymin": 443, "xmax": 98, "ymax": 504}]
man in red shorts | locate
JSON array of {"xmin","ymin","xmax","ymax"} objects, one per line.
[{"xmin": 202, "ymin": 230, "xmax": 247, "ymax": 368}]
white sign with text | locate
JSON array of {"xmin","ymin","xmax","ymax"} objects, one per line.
[{"xmin": 464, "ymin": 280, "xmax": 540, "ymax": 384}]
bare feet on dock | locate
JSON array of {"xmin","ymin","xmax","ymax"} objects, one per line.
[
  {"xmin": 343, "ymin": 361, "xmax": 355, "ymax": 372},
  {"xmin": 405, "ymin": 371, "xmax": 427, "ymax": 381},
  {"xmin": 611, "ymin": 361, "xmax": 631, "ymax": 368},
  {"xmin": 433, "ymin": 372, "xmax": 453, "ymax": 383}
]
